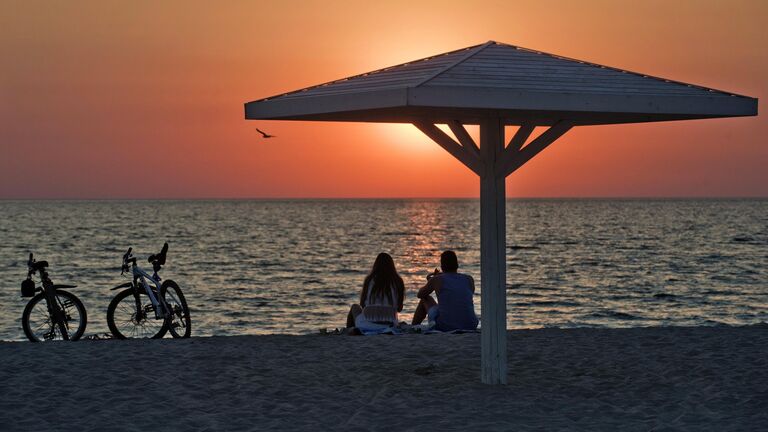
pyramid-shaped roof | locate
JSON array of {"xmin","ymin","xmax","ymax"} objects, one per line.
[{"xmin": 245, "ymin": 41, "xmax": 757, "ymax": 125}]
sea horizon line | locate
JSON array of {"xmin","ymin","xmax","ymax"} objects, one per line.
[{"xmin": 1, "ymin": 196, "xmax": 767, "ymax": 202}]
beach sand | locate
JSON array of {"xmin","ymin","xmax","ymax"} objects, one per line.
[{"xmin": 1, "ymin": 326, "xmax": 766, "ymax": 431}]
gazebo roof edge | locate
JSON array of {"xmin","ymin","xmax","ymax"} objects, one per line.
[{"xmin": 244, "ymin": 85, "xmax": 757, "ymax": 124}]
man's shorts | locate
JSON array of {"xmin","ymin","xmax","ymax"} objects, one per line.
[{"xmin": 427, "ymin": 305, "xmax": 439, "ymax": 326}]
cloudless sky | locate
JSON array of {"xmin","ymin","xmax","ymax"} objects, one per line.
[{"xmin": 1, "ymin": 0, "xmax": 765, "ymax": 198}]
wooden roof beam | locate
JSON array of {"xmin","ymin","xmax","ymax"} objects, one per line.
[
  {"xmin": 447, "ymin": 120, "xmax": 480, "ymax": 158},
  {"xmin": 496, "ymin": 120, "xmax": 574, "ymax": 177},
  {"xmin": 506, "ymin": 123, "xmax": 535, "ymax": 152},
  {"xmin": 413, "ymin": 121, "xmax": 484, "ymax": 176}
]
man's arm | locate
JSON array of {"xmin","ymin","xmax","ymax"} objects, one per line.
[
  {"xmin": 417, "ymin": 277, "xmax": 437, "ymax": 299},
  {"xmin": 468, "ymin": 275, "xmax": 476, "ymax": 293}
]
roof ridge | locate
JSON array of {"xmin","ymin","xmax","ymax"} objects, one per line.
[{"xmin": 412, "ymin": 40, "xmax": 495, "ymax": 88}]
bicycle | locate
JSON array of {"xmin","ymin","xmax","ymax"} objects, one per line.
[
  {"xmin": 106, "ymin": 242, "xmax": 191, "ymax": 339},
  {"xmin": 20, "ymin": 253, "xmax": 87, "ymax": 342}
]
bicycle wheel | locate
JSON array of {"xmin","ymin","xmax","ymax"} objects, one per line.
[
  {"xmin": 107, "ymin": 288, "xmax": 168, "ymax": 339},
  {"xmin": 161, "ymin": 280, "xmax": 191, "ymax": 338},
  {"xmin": 22, "ymin": 290, "xmax": 87, "ymax": 342}
]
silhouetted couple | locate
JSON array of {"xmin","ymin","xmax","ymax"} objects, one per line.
[{"xmin": 346, "ymin": 251, "xmax": 478, "ymax": 334}]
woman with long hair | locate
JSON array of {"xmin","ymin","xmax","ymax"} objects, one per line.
[{"xmin": 346, "ymin": 252, "xmax": 405, "ymax": 333}]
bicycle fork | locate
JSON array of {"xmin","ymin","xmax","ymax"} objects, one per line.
[{"xmin": 43, "ymin": 286, "xmax": 70, "ymax": 341}]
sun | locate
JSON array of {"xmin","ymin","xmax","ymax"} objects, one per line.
[{"xmin": 374, "ymin": 123, "xmax": 438, "ymax": 154}]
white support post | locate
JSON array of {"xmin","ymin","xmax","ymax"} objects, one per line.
[
  {"xmin": 479, "ymin": 117, "xmax": 507, "ymax": 385},
  {"xmin": 415, "ymin": 117, "xmax": 573, "ymax": 385}
]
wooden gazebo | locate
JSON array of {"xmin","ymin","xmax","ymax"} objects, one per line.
[{"xmin": 245, "ymin": 41, "xmax": 758, "ymax": 384}]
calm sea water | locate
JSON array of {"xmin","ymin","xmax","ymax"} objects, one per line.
[{"xmin": 0, "ymin": 199, "xmax": 765, "ymax": 341}]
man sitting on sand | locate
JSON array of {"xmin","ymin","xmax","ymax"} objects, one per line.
[{"xmin": 411, "ymin": 250, "xmax": 479, "ymax": 331}]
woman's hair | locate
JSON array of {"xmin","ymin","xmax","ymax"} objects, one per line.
[{"xmin": 363, "ymin": 252, "xmax": 403, "ymax": 306}]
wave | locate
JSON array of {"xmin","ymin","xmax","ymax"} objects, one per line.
[
  {"xmin": 589, "ymin": 310, "xmax": 642, "ymax": 320},
  {"xmin": 510, "ymin": 300, "xmax": 581, "ymax": 308}
]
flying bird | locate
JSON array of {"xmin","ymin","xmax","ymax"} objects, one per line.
[{"xmin": 256, "ymin": 128, "xmax": 276, "ymax": 138}]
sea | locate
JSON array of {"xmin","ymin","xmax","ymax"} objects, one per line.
[{"xmin": 0, "ymin": 199, "xmax": 765, "ymax": 341}]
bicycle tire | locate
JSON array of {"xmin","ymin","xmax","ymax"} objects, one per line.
[
  {"xmin": 161, "ymin": 280, "xmax": 191, "ymax": 338},
  {"xmin": 106, "ymin": 287, "xmax": 168, "ymax": 339},
  {"xmin": 22, "ymin": 290, "xmax": 87, "ymax": 342}
]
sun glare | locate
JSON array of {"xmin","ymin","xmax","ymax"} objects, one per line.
[
  {"xmin": 375, "ymin": 123, "xmax": 439, "ymax": 154},
  {"xmin": 375, "ymin": 123, "xmax": 483, "ymax": 156}
]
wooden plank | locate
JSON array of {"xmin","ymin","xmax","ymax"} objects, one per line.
[
  {"xmin": 451, "ymin": 63, "xmax": 627, "ymax": 72},
  {"xmin": 412, "ymin": 121, "xmax": 484, "ymax": 176},
  {"xmin": 468, "ymin": 55, "xmax": 588, "ymax": 64},
  {"xmin": 507, "ymin": 123, "xmax": 535, "ymax": 151},
  {"xmin": 422, "ymin": 81, "xmax": 706, "ymax": 96},
  {"xmin": 471, "ymin": 57, "xmax": 582, "ymax": 67},
  {"xmin": 435, "ymin": 70, "xmax": 702, "ymax": 86},
  {"xmin": 431, "ymin": 71, "xmax": 702, "ymax": 85},
  {"xmin": 479, "ymin": 117, "xmax": 508, "ymax": 385},
  {"xmin": 282, "ymin": 84, "xmax": 412, "ymax": 99},
  {"xmin": 439, "ymin": 68, "xmax": 696, "ymax": 83},
  {"xmin": 298, "ymin": 80, "xmax": 424, "ymax": 93},
  {"xmin": 431, "ymin": 77, "xmax": 702, "ymax": 93},
  {"xmin": 496, "ymin": 120, "xmax": 573, "ymax": 177},
  {"xmin": 427, "ymin": 85, "xmax": 704, "ymax": 97},
  {"xmin": 292, "ymin": 77, "xmax": 426, "ymax": 91},
  {"xmin": 447, "ymin": 120, "xmax": 480, "ymax": 157}
]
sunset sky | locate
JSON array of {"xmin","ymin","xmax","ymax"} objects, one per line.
[{"xmin": 1, "ymin": 0, "xmax": 765, "ymax": 199}]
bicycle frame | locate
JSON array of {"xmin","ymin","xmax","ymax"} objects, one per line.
[
  {"xmin": 130, "ymin": 264, "xmax": 167, "ymax": 319},
  {"xmin": 123, "ymin": 256, "xmax": 181, "ymax": 321}
]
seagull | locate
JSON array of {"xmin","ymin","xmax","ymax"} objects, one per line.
[{"xmin": 256, "ymin": 128, "xmax": 276, "ymax": 138}]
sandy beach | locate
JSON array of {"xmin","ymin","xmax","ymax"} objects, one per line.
[{"xmin": 0, "ymin": 326, "xmax": 765, "ymax": 431}]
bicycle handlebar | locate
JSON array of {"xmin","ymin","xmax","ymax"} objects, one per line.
[
  {"xmin": 26, "ymin": 252, "xmax": 49, "ymax": 276},
  {"xmin": 121, "ymin": 243, "xmax": 168, "ymax": 274}
]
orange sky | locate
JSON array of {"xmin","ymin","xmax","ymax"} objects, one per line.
[{"xmin": 1, "ymin": 0, "xmax": 765, "ymax": 198}]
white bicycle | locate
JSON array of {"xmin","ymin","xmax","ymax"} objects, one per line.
[{"xmin": 106, "ymin": 243, "xmax": 191, "ymax": 339}]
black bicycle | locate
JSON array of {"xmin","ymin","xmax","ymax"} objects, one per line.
[
  {"xmin": 106, "ymin": 243, "xmax": 191, "ymax": 339},
  {"xmin": 20, "ymin": 253, "xmax": 87, "ymax": 342}
]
